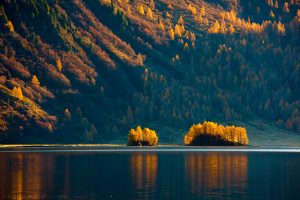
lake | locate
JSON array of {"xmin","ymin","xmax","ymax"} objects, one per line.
[{"xmin": 0, "ymin": 146, "xmax": 300, "ymax": 200}]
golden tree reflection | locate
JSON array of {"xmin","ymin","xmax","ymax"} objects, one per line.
[
  {"xmin": 0, "ymin": 153, "xmax": 55, "ymax": 200},
  {"xmin": 130, "ymin": 153, "xmax": 157, "ymax": 198},
  {"xmin": 185, "ymin": 153, "xmax": 248, "ymax": 195}
]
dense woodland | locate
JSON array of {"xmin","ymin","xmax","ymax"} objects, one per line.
[{"xmin": 0, "ymin": 0, "xmax": 299, "ymax": 143}]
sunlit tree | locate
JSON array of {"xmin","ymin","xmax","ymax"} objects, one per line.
[
  {"xmin": 146, "ymin": 7, "xmax": 153, "ymax": 19},
  {"xmin": 184, "ymin": 121, "xmax": 249, "ymax": 145},
  {"xmin": 6, "ymin": 21, "xmax": 14, "ymax": 32},
  {"xmin": 128, "ymin": 126, "xmax": 158, "ymax": 146},
  {"xmin": 11, "ymin": 86, "xmax": 23, "ymax": 100},
  {"xmin": 138, "ymin": 5, "xmax": 145, "ymax": 15},
  {"xmin": 168, "ymin": 28, "xmax": 175, "ymax": 40},
  {"xmin": 56, "ymin": 59, "xmax": 63, "ymax": 72},
  {"xmin": 31, "ymin": 75, "xmax": 40, "ymax": 85}
]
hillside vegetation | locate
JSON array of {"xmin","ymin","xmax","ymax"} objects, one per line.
[{"xmin": 0, "ymin": 0, "xmax": 299, "ymax": 144}]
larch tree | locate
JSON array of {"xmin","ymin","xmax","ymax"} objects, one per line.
[
  {"xmin": 283, "ymin": 2, "xmax": 289, "ymax": 13},
  {"xmin": 270, "ymin": 10, "xmax": 275, "ymax": 18},
  {"xmin": 168, "ymin": 28, "xmax": 175, "ymax": 40},
  {"xmin": 138, "ymin": 5, "xmax": 144, "ymax": 15},
  {"xmin": 56, "ymin": 59, "xmax": 63, "ymax": 72},
  {"xmin": 208, "ymin": 21, "xmax": 220, "ymax": 34},
  {"xmin": 229, "ymin": 24, "xmax": 235, "ymax": 34},
  {"xmin": 6, "ymin": 21, "xmax": 14, "ymax": 32},
  {"xmin": 64, "ymin": 108, "xmax": 71, "ymax": 122},
  {"xmin": 150, "ymin": 0, "xmax": 155, "ymax": 10},
  {"xmin": 31, "ymin": 75, "xmax": 40, "ymax": 85},
  {"xmin": 146, "ymin": 8, "xmax": 153, "ymax": 19},
  {"xmin": 11, "ymin": 86, "xmax": 23, "ymax": 100}
]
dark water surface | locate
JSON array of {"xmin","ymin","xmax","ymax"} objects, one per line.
[{"xmin": 0, "ymin": 147, "xmax": 300, "ymax": 200}]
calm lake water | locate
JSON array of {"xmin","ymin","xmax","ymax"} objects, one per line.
[{"xmin": 0, "ymin": 147, "xmax": 300, "ymax": 200}]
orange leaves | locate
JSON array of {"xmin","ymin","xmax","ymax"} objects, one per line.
[
  {"xmin": 146, "ymin": 7, "xmax": 153, "ymax": 19},
  {"xmin": 207, "ymin": 21, "xmax": 220, "ymax": 34},
  {"xmin": 31, "ymin": 75, "xmax": 40, "ymax": 86},
  {"xmin": 187, "ymin": 4, "xmax": 197, "ymax": 15},
  {"xmin": 184, "ymin": 121, "xmax": 249, "ymax": 145},
  {"xmin": 128, "ymin": 126, "xmax": 158, "ymax": 146},
  {"xmin": 168, "ymin": 28, "xmax": 175, "ymax": 40},
  {"xmin": 6, "ymin": 21, "xmax": 14, "ymax": 32},
  {"xmin": 138, "ymin": 5, "xmax": 145, "ymax": 15},
  {"xmin": 11, "ymin": 86, "xmax": 23, "ymax": 100},
  {"xmin": 56, "ymin": 59, "xmax": 63, "ymax": 72}
]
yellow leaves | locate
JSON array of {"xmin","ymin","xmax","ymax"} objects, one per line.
[
  {"xmin": 31, "ymin": 75, "xmax": 40, "ymax": 86},
  {"xmin": 138, "ymin": 5, "xmax": 145, "ymax": 15},
  {"xmin": 146, "ymin": 7, "xmax": 153, "ymax": 19},
  {"xmin": 56, "ymin": 59, "xmax": 63, "ymax": 72},
  {"xmin": 174, "ymin": 24, "xmax": 185, "ymax": 37},
  {"xmin": 184, "ymin": 121, "xmax": 249, "ymax": 145},
  {"xmin": 183, "ymin": 42, "xmax": 189, "ymax": 51},
  {"xmin": 158, "ymin": 21, "xmax": 164, "ymax": 31},
  {"xmin": 229, "ymin": 24, "xmax": 235, "ymax": 34},
  {"xmin": 166, "ymin": 11, "xmax": 172, "ymax": 18},
  {"xmin": 11, "ymin": 86, "xmax": 23, "ymax": 100},
  {"xmin": 178, "ymin": 16, "xmax": 184, "ymax": 25},
  {"xmin": 168, "ymin": 28, "xmax": 175, "ymax": 40},
  {"xmin": 187, "ymin": 4, "xmax": 197, "ymax": 15},
  {"xmin": 207, "ymin": 21, "xmax": 220, "ymax": 34},
  {"xmin": 273, "ymin": 21, "xmax": 285, "ymax": 35},
  {"xmin": 200, "ymin": 7, "xmax": 205, "ymax": 17},
  {"xmin": 270, "ymin": 10, "xmax": 275, "ymax": 18},
  {"xmin": 6, "ymin": 20, "xmax": 14, "ymax": 32},
  {"xmin": 128, "ymin": 126, "xmax": 158, "ymax": 146}
]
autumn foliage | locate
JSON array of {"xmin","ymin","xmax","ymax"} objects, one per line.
[
  {"xmin": 184, "ymin": 122, "xmax": 249, "ymax": 146},
  {"xmin": 128, "ymin": 126, "xmax": 158, "ymax": 146}
]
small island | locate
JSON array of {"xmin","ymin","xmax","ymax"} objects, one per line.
[
  {"xmin": 184, "ymin": 121, "xmax": 249, "ymax": 146},
  {"xmin": 128, "ymin": 126, "xmax": 158, "ymax": 146}
]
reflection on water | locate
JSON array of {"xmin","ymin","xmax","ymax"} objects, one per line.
[
  {"xmin": 0, "ymin": 149, "xmax": 300, "ymax": 200},
  {"xmin": 130, "ymin": 153, "xmax": 157, "ymax": 199},
  {"xmin": 0, "ymin": 153, "xmax": 55, "ymax": 200},
  {"xmin": 185, "ymin": 153, "xmax": 248, "ymax": 198}
]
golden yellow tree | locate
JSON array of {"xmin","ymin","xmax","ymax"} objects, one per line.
[
  {"xmin": 138, "ymin": 5, "xmax": 145, "ymax": 15},
  {"xmin": 166, "ymin": 12, "xmax": 172, "ymax": 18},
  {"xmin": 229, "ymin": 24, "xmax": 235, "ymax": 34},
  {"xmin": 31, "ymin": 75, "xmax": 40, "ymax": 85},
  {"xmin": 200, "ymin": 7, "xmax": 205, "ymax": 16},
  {"xmin": 128, "ymin": 126, "xmax": 158, "ymax": 146},
  {"xmin": 187, "ymin": 4, "xmax": 197, "ymax": 15},
  {"xmin": 183, "ymin": 42, "xmax": 189, "ymax": 51},
  {"xmin": 11, "ymin": 86, "xmax": 23, "ymax": 100},
  {"xmin": 158, "ymin": 21, "xmax": 164, "ymax": 31},
  {"xmin": 168, "ymin": 28, "xmax": 175, "ymax": 40},
  {"xmin": 184, "ymin": 121, "xmax": 249, "ymax": 145},
  {"xmin": 178, "ymin": 16, "xmax": 184, "ymax": 25},
  {"xmin": 269, "ymin": 10, "xmax": 275, "ymax": 18},
  {"xmin": 6, "ymin": 21, "xmax": 14, "ymax": 32},
  {"xmin": 146, "ymin": 8, "xmax": 153, "ymax": 19},
  {"xmin": 56, "ymin": 59, "xmax": 63, "ymax": 72},
  {"xmin": 174, "ymin": 24, "xmax": 182, "ymax": 37},
  {"xmin": 150, "ymin": 0, "xmax": 155, "ymax": 10},
  {"xmin": 207, "ymin": 21, "xmax": 220, "ymax": 34}
]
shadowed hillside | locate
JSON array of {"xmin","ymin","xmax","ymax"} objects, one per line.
[{"xmin": 0, "ymin": 0, "xmax": 299, "ymax": 144}]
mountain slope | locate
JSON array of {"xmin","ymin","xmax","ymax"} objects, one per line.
[{"xmin": 0, "ymin": 0, "xmax": 299, "ymax": 144}]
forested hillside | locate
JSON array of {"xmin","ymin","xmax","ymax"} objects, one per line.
[{"xmin": 0, "ymin": 0, "xmax": 299, "ymax": 144}]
